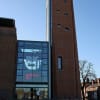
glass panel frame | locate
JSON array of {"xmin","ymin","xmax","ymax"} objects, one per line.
[{"xmin": 16, "ymin": 41, "xmax": 49, "ymax": 83}]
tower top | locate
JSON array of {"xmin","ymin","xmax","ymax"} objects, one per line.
[{"xmin": 0, "ymin": 17, "xmax": 15, "ymax": 28}]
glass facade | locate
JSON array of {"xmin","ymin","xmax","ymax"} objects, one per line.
[{"xmin": 16, "ymin": 40, "xmax": 49, "ymax": 100}]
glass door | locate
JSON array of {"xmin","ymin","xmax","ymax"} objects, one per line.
[{"xmin": 16, "ymin": 87, "xmax": 48, "ymax": 100}]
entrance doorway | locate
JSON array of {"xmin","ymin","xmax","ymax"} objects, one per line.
[{"xmin": 16, "ymin": 87, "xmax": 48, "ymax": 100}]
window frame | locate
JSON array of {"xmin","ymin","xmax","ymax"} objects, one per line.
[{"xmin": 57, "ymin": 56, "xmax": 62, "ymax": 70}]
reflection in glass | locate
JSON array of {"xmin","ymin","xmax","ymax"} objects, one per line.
[
  {"xmin": 42, "ymin": 54, "xmax": 48, "ymax": 58},
  {"xmin": 42, "ymin": 59, "xmax": 48, "ymax": 65},
  {"xmin": 16, "ymin": 41, "xmax": 49, "ymax": 83},
  {"xmin": 42, "ymin": 43, "xmax": 48, "ymax": 47},
  {"xmin": 17, "ymin": 58, "xmax": 23, "ymax": 63},
  {"xmin": 18, "ymin": 42, "xmax": 24, "ymax": 47},
  {"xmin": 41, "ymin": 65, "xmax": 48, "ymax": 70},
  {"xmin": 16, "ymin": 76, "xmax": 23, "ymax": 82},
  {"xmin": 17, "ymin": 64, "xmax": 23, "ymax": 69},
  {"xmin": 16, "ymin": 87, "xmax": 48, "ymax": 100},
  {"xmin": 18, "ymin": 53, "xmax": 23, "ymax": 58},
  {"xmin": 42, "ymin": 48, "xmax": 48, "ymax": 53},
  {"xmin": 17, "ymin": 70, "xmax": 22, "ymax": 76},
  {"xmin": 42, "ymin": 71, "xmax": 48, "ymax": 76},
  {"xmin": 42, "ymin": 77, "xmax": 48, "ymax": 82},
  {"xmin": 24, "ymin": 56, "xmax": 41, "ymax": 70}
]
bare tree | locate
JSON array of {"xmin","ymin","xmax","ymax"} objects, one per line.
[{"xmin": 79, "ymin": 60, "xmax": 96, "ymax": 100}]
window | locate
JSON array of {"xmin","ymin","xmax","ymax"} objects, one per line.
[
  {"xmin": 17, "ymin": 58, "xmax": 23, "ymax": 63},
  {"xmin": 57, "ymin": 24, "xmax": 61, "ymax": 28},
  {"xmin": 18, "ymin": 41, "xmax": 24, "ymax": 47},
  {"xmin": 16, "ymin": 76, "xmax": 23, "ymax": 82},
  {"xmin": 18, "ymin": 53, "xmax": 23, "ymax": 58},
  {"xmin": 56, "ymin": 9, "xmax": 60, "ymax": 14},
  {"xmin": 42, "ymin": 43, "xmax": 48, "ymax": 47},
  {"xmin": 42, "ymin": 59, "xmax": 48, "ymax": 65},
  {"xmin": 18, "ymin": 47, "xmax": 23, "ymax": 52},
  {"xmin": 57, "ymin": 56, "xmax": 62, "ymax": 70},
  {"xmin": 42, "ymin": 71, "xmax": 48, "ymax": 77},
  {"xmin": 42, "ymin": 48, "xmax": 48, "ymax": 53},
  {"xmin": 41, "ymin": 65, "xmax": 48, "ymax": 70},
  {"xmin": 64, "ymin": 27, "xmax": 70, "ymax": 31},
  {"xmin": 17, "ymin": 70, "xmax": 22, "ymax": 76},
  {"xmin": 42, "ymin": 76, "xmax": 48, "ymax": 82},
  {"xmin": 64, "ymin": 12, "xmax": 68, "ymax": 16},
  {"xmin": 16, "ymin": 41, "xmax": 49, "ymax": 83},
  {"xmin": 17, "ymin": 64, "xmax": 23, "ymax": 69},
  {"xmin": 42, "ymin": 54, "xmax": 48, "ymax": 58}
]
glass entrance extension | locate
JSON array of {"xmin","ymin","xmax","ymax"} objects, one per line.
[
  {"xmin": 16, "ymin": 41, "xmax": 49, "ymax": 84},
  {"xmin": 16, "ymin": 41, "xmax": 50, "ymax": 100},
  {"xmin": 16, "ymin": 84, "xmax": 48, "ymax": 100}
]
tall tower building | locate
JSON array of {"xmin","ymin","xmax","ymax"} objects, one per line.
[
  {"xmin": 0, "ymin": 18, "xmax": 17, "ymax": 99},
  {"xmin": 46, "ymin": 0, "xmax": 81, "ymax": 99}
]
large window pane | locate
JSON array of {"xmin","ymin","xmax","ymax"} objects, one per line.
[
  {"xmin": 17, "ymin": 58, "xmax": 23, "ymax": 63},
  {"xmin": 42, "ymin": 48, "xmax": 48, "ymax": 53},
  {"xmin": 17, "ymin": 64, "xmax": 23, "ymax": 69},
  {"xmin": 16, "ymin": 76, "xmax": 23, "ymax": 82},
  {"xmin": 41, "ymin": 65, "xmax": 48, "ymax": 70},
  {"xmin": 42, "ymin": 76, "xmax": 48, "ymax": 82},
  {"xmin": 17, "ymin": 70, "xmax": 23, "ymax": 76},
  {"xmin": 23, "ymin": 49, "xmax": 33, "ymax": 53},
  {"xmin": 23, "ymin": 70, "xmax": 33, "ymax": 82},
  {"xmin": 33, "ymin": 76, "xmax": 42, "ymax": 82},
  {"xmin": 24, "ymin": 52, "xmax": 33, "ymax": 57},
  {"xmin": 17, "ymin": 41, "xmax": 49, "ymax": 83},
  {"xmin": 33, "ymin": 42, "xmax": 42, "ymax": 47},
  {"xmin": 42, "ymin": 54, "xmax": 48, "ymax": 58},
  {"xmin": 18, "ymin": 41, "xmax": 24, "ymax": 47},
  {"xmin": 18, "ymin": 53, "xmax": 23, "ymax": 58},
  {"xmin": 24, "ymin": 42, "xmax": 33, "ymax": 48},
  {"xmin": 42, "ymin": 43, "xmax": 48, "ymax": 47},
  {"xmin": 18, "ymin": 47, "xmax": 24, "ymax": 53},
  {"xmin": 42, "ymin": 59, "xmax": 48, "ymax": 65},
  {"xmin": 42, "ymin": 71, "xmax": 48, "ymax": 77}
]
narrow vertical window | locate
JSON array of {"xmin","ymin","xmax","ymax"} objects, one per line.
[{"xmin": 57, "ymin": 56, "xmax": 62, "ymax": 70}]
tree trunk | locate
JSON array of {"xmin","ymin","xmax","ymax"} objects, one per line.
[{"xmin": 82, "ymin": 86, "xmax": 85, "ymax": 100}]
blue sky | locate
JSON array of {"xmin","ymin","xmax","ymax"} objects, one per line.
[{"xmin": 0, "ymin": 0, "xmax": 100, "ymax": 77}]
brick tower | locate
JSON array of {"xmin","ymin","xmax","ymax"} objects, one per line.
[
  {"xmin": 0, "ymin": 18, "xmax": 17, "ymax": 99},
  {"xmin": 46, "ymin": 0, "xmax": 81, "ymax": 99}
]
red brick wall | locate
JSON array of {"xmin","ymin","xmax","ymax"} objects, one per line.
[
  {"xmin": 51, "ymin": 0, "xmax": 81, "ymax": 99},
  {"xmin": 0, "ymin": 27, "xmax": 17, "ymax": 99}
]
